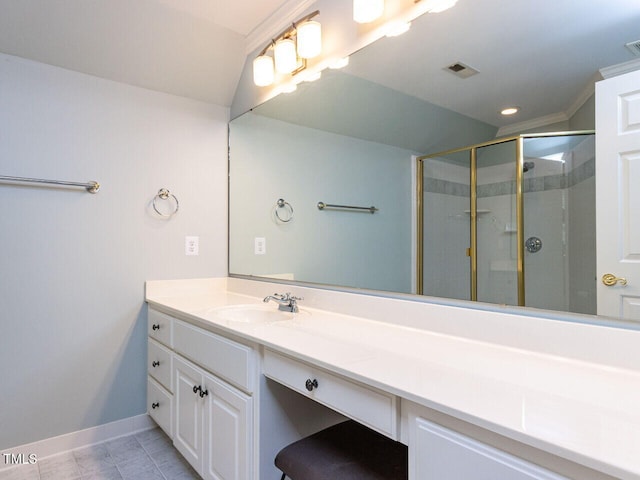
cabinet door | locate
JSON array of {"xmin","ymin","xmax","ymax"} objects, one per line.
[
  {"xmin": 202, "ymin": 371, "xmax": 252, "ymax": 480},
  {"xmin": 174, "ymin": 355, "xmax": 204, "ymax": 474},
  {"xmin": 411, "ymin": 417, "xmax": 566, "ymax": 480}
]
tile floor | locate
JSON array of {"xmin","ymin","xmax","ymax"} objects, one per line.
[{"xmin": 0, "ymin": 428, "xmax": 200, "ymax": 480}]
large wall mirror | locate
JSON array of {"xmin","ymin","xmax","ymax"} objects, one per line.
[{"xmin": 229, "ymin": 0, "xmax": 640, "ymax": 321}]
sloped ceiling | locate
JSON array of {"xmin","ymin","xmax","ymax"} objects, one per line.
[
  {"xmin": 0, "ymin": 0, "xmax": 290, "ymax": 106},
  {"xmin": 346, "ymin": 0, "xmax": 640, "ymax": 129}
]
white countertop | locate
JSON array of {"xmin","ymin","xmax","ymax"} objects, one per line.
[{"xmin": 146, "ymin": 278, "xmax": 640, "ymax": 480}]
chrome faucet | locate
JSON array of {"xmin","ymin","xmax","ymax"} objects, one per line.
[{"xmin": 263, "ymin": 292, "xmax": 303, "ymax": 313}]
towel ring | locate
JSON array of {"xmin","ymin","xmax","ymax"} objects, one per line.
[
  {"xmin": 153, "ymin": 188, "xmax": 179, "ymax": 217},
  {"xmin": 275, "ymin": 198, "xmax": 294, "ymax": 223}
]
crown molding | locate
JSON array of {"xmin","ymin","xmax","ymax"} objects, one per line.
[
  {"xmin": 497, "ymin": 112, "xmax": 569, "ymax": 137},
  {"xmin": 599, "ymin": 58, "xmax": 640, "ymax": 79},
  {"xmin": 565, "ymin": 73, "xmax": 598, "ymax": 118},
  {"xmin": 245, "ymin": 0, "xmax": 317, "ymax": 56},
  {"xmin": 496, "ymin": 75, "xmax": 599, "ymax": 137}
]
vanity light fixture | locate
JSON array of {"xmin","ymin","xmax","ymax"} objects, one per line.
[
  {"xmin": 253, "ymin": 55, "xmax": 275, "ymax": 87},
  {"xmin": 252, "ymin": 10, "xmax": 322, "ymax": 87},
  {"xmin": 501, "ymin": 106, "xmax": 520, "ymax": 116},
  {"xmin": 296, "ymin": 20, "xmax": 322, "ymax": 59},
  {"xmin": 274, "ymin": 38, "xmax": 298, "ymax": 74},
  {"xmin": 353, "ymin": 0, "xmax": 384, "ymax": 23}
]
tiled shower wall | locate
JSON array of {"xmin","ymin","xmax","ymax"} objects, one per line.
[{"xmin": 422, "ymin": 135, "xmax": 596, "ymax": 314}]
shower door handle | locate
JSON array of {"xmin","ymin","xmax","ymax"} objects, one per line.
[{"xmin": 602, "ymin": 274, "xmax": 627, "ymax": 286}]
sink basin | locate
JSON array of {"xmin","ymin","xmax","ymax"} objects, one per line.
[{"xmin": 211, "ymin": 304, "xmax": 306, "ymax": 324}]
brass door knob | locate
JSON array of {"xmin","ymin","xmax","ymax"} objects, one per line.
[{"xmin": 602, "ymin": 274, "xmax": 628, "ymax": 287}]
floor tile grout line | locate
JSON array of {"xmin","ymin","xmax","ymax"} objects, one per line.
[
  {"xmin": 2, "ymin": 428, "xmax": 190, "ymax": 480},
  {"xmin": 137, "ymin": 435, "xmax": 169, "ymax": 480}
]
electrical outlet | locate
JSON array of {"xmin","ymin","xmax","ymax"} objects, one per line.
[
  {"xmin": 185, "ymin": 236, "xmax": 199, "ymax": 256},
  {"xmin": 255, "ymin": 237, "xmax": 266, "ymax": 255}
]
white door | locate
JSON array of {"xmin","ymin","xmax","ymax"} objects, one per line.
[
  {"xmin": 174, "ymin": 355, "xmax": 204, "ymax": 474},
  {"xmin": 596, "ymin": 68, "xmax": 640, "ymax": 321},
  {"xmin": 202, "ymin": 371, "xmax": 252, "ymax": 480}
]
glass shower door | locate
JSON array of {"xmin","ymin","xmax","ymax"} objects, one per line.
[
  {"xmin": 475, "ymin": 140, "xmax": 519, "ymax": 306},
  {"xmin": 522, "ymin": 134, "xmax": 596, "ymax": 315},
  {"xmin": 421, "ymin": 151, "xmax": 471, "ymax": 301}
]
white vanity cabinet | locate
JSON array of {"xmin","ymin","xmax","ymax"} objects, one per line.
[
  {"xmin": 147, "ymin": 308, "xmax": 174, "ymax": 438},
  {"xmin": 174, "ymin": 355, "xmax": 252, "ymax": 480},
  {"xmin": 405, "ymin": 404, "xmax": 568, "ymax": 480},
  {"xmin": 263, "ymin": 349, "xmax": 399, "ymax": 440},
  {"xmin": 171, "ymin": 317, "xmax": 256, "ymax": 480}
]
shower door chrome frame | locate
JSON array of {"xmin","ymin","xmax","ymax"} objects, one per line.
[{"xmin": 416, "ymin": 130, "xmax": 595, "ymax": 307}]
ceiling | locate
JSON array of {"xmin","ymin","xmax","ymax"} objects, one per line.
[
  {"xmin": 0, "ymin": 0, "xmax": 290, "ymax": 107},
  {"xmin": 1, "ymin": 0, "xmax": 639, "ymax": 117},
  {"xmin": 346, "ymin": 0, "xmax": 640, "ymax": 129}
]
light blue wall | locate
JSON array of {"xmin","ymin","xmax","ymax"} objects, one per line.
[
  {"xmin": 0, "ymin": 53, "xmax": 228, "ymax": 449},
  {"xmin": 569, "ymin": 94, "xmax": 596, "ymax": 131},
  {"xmin": 230, "ymin": 112, "xmax": 414, "ymax": 293},
  {"xmin": 250, "ymin": 70, "xmax": 498, "ymax": 154}
]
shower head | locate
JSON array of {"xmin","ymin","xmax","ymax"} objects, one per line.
[{"xmin": 523, "ymin": 161, "xmax": 535, "ymax": 173}]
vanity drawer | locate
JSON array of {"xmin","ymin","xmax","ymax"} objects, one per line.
[
  {"xmin": 148, "ymin": 376, "xmax": 173, "ymax": 439},
  {"xmin": 173, "ymin": 319, "xmax": 254, "ymax": 394},
  {"xmin": 148, "ymin": 309, "xmax": 174, "ymax": 347},
  {"xmin": 148, "ymin": 338, "xmax": 173, "ymax": 392},
  {"xmin": 263, "ymin": 349, "xmax": 398, "ymax": 439}
]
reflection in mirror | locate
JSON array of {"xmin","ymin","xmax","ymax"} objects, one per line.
[
  {"xmin": 419, "ymin": 133, "xmax": 595, "ymax": 316},
  {"xmin": 229, "ymin": 109, "xmax": 414, "ymax": 292},
  {"xmin": 229, "ymin": 0, "xmax": 640, "ymax": 318}
]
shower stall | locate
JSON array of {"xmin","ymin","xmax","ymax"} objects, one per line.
[{"xmin": 417, "ymin": 131, "xmax": 596, "ymax": 315}]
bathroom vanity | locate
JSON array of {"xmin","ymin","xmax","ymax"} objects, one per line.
[{"xmin": 145, "ymin": 278, "xmax": 640, "ymax": 480}]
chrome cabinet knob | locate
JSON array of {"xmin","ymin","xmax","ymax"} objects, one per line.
[
  {"xmin": 152, "ymin": 361, "xmax": 160, "ymax": 367},
  {"xmin": 305, "ymin": 379, "xmax": 318, "ymax": 391},
  {"xmin": 151, "ymin": 402, "xmax": 159, "ymax": 409},
  {"xmin": 152, "ymin": 324, "xmax": 160, "ymax": 331}
]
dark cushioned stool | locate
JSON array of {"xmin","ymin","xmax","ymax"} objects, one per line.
[{"xmin": 275, "ymin": 420, "xmax": 408, "ymax": 480}]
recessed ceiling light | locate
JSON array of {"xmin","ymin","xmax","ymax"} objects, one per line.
[{"xmin": 501, "ymin": 106, "xmax": 520, "ymax": 116}]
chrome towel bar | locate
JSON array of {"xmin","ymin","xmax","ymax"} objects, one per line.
[
  {"xmin": 317, "ymin": 202, "xmax": 378, "ymax": 214},
  {"xmin": 0, "ymin": 175, "xmax": 100, "ymax": 193}
]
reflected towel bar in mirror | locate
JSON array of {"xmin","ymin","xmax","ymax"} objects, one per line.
[{"xmin": 317, "ymin": 202, "xmax": 378, "ymax": 214}]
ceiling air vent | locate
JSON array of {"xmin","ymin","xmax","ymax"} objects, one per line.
[
  {"xmin": 625, "ymin": 40, "xmax": 640, "ymax": 56},
  {"xmin": 444, "ymin": 61, "xmax": 479, "ymax": 79}
]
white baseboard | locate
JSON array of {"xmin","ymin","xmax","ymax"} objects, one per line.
[{"xmin": 0, "ymin": 414, "xmax": 156, "ymax": 471}]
